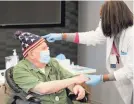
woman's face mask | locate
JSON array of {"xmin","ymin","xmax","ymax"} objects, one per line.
[{"xmin": 39, "ymin": 50, "xmax": 50, "ymax": 64}]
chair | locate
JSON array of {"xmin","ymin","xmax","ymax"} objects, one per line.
[
  {"xmin": 5, "ymin": 67, "xmax": 89, "ymax": 104},
  {"xmin": 5, "ymin": 67, "xmax": 41, "ymax": 104}
]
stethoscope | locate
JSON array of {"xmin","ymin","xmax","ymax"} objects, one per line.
[
  {"xmin": 113, "ymin": 29, "xmax": 126, "ymax": 54},
  {"xmin": 112, "ymin": 29, "xmax": 126, "ymax": 64}
]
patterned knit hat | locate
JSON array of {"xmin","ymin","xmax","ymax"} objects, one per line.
[{"xmin": 14, "ymin": 31, "xmax": 44, "ymax": 57}]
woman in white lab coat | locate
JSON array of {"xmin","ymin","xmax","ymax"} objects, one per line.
[{"xmin": 43, "ymin": 1, "xmax": 133, "ymax": 104}]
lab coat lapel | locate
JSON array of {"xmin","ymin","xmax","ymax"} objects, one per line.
[
  {"xmin": 106, "ymin": 37, "xmax": 114, "ymax": 60},
  {"xmin": 119, "ymin": 30, "xmax": 125, "ymax": 55}
]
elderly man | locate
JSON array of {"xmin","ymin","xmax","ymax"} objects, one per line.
[{"xmin": 13, "ymin": 31, "xmax": 88, "ymax": 104}]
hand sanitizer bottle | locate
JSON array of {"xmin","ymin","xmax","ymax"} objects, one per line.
[
  {"xmin": 12, "ymin": 49, "xmax": 19, "ymax": 66},
  {"xmin": 5, "ymin": 49, "xmax": 19, "ymax": 69},
  {"xmin": 13, "ymin": 49, "xmax": 17, "ymax": 56}
]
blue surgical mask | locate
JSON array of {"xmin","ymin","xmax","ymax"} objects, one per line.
[{"xmin": 39, "ymin": 50, "xmax": 50, "ymax": 64}]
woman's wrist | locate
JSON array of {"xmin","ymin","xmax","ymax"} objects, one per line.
[
  {"xmin": 103, "ymin": 73, "xmax": 116, "ymax": 82},
  {"xmin": 62, "ymin": 33, "xmax": 67, "ymax": 40},
  {"xmin": 103, "ymin": 74, "xmax": 109, "ymax": 82}
]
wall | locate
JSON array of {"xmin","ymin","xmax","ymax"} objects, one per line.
[
  {"xmin": 124, "ymin": 0, "xmax": 133, "ymax": 13},
  {"xmin": 78, "ymin": 1, "xmax": 133, "ymax": 104},
  {"xmin": 0, "ymin": 1, "xmax": 78, "ymax": 69}
]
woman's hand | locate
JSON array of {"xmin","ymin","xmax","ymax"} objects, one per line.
[
  {"xmin": 42, "ymin": 33, "xmax": 62, "ymax": 42},
  {"xmin": 85, "ymin": 75, "xmax": 103, "ymax": 86}
]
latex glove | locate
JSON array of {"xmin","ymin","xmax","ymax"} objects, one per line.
[
  {"xmin": 73, "ymin": 85, "xmax": 85, "ymax": 100},
  {"xmin": 56, "ymin": 54, "xmax": 66, "ymax": 60},
  {"xmin": 42, "ymin": 33, "xmax": 62, "ymax": 42},
  {"xmin": 85, "ymin": 75, "xmax": 102, "ymax": 86}
]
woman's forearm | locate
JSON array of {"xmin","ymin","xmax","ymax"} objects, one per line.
[{"xmin": 62, "ymin": 33, "xmax": 78, "ymax": 43}]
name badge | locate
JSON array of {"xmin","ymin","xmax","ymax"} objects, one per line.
[
  {"xmin": 121, "ymin": 51, "xmax": 127, "ymax": 55},
  {"xmin": 110, "ymin": 54, "xmax": 117, "ymax": 68}
]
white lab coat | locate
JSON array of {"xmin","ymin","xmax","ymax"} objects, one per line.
[{"xmin": 78, "ymin": 21, "xmax": 134, "ymax": 104}]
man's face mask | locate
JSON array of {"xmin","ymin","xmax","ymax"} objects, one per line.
[{"xmin": 39, "ymin": 50, "xmax": 50, "ymax": 64}]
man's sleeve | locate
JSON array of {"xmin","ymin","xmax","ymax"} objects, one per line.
[{"xmin": 13, "ymin": 67, "xmax": 40, "ymax": 93}]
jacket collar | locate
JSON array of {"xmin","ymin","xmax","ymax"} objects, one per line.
[{"xmin": 23, "ymin": 58, "xmax": 51, "ymax": 76}]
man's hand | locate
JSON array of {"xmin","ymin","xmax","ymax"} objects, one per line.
[
  {"xmin": 73, "ymin": 85, "xmax": 85, "ymax": 100},
  {"xmin": 73, "ymin": 74, "xmax": 89, "ymax": 84}
]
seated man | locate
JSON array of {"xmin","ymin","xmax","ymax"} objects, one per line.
[{"xmin": 13, "ymin": 31, "xmax": 89, "ymax": 104}]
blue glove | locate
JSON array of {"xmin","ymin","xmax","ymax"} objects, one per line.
[
  {"xmin": 85, "ymin": 75, "xmax": 103, "ymax": 86},
  {"xmin": 56, "ymin": 54, "xmax": 66, "ymax": 60},
  {"xmin": 42, "ymin": 33, "xmax": 62, "ymax": 42}
]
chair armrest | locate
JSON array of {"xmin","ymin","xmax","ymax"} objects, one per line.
[{"xmin": 27, "ymin": 96, "xmax": 41, "ymax": 104}]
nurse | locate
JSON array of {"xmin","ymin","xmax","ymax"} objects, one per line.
[{"xmin": 43, "ymin": 1, "xmax": 133, "ymax": 104}]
